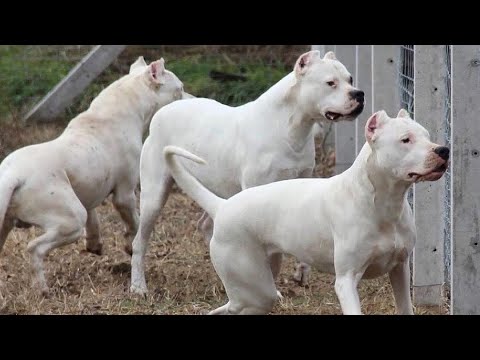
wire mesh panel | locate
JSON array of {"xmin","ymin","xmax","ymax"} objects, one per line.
[
  {"xmin": 399, "ymin": 45, "xmax": 415, "ymax": 117},
  {"xmin": 398, "ymin": 45, "xmax": 415, "ymax": 207}
]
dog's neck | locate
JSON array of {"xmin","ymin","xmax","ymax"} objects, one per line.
[
  {"xmin": 87, "ymin": 75, "xmax": 158, "ymax": 137},
  {"xmin": 350, "ymin": 143, "xmax": 412, "ymax": 223},
  {"xmin": 253, "ymin": 72, "xmax": 318, "ymax": 152}
]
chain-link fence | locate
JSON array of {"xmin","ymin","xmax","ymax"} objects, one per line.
[
  {"xmin": 399, "ymin": 45, "xmax": 415, "ymax": 118},
  {"xmin": 398, "ymin": 45, "xmax": 415, "ymax": 207},
  {"xmin": 397, "ymin": 44, "xmax": 453, "ymax": 301}
]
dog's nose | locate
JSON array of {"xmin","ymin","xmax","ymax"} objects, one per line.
[
  {"xmin": 434, "ymin": 146, "xmax": 450, "ymax": 160},
  {"xmin": 350, "ymin": 90, "xmax": 365, "ymax": 102}
]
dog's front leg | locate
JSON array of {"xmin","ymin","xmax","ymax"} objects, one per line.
[
  {"xmin": 388, "ymin": 259, "xmax": 414, "ymax": 315},
  {"xmin": 334, "ymin": 272, "xmax": 363, "ymax": 315},
  {"xmin": 334, "ymin": 248, "xmax": 364, "ymax": 315},
  {"xmin": 112, "ymin": 189, "xmax": 139, "ymax": 256}
]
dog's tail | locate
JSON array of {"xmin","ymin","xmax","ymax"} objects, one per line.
[
  {"xmin": 163, "ymin": 146, "xmax": 225, "ymax": 219},
  {"xmin": 0, "ymin": 174, "xmax": 18, "ymax": 239}
]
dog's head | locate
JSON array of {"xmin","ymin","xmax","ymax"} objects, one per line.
[
  {"xmin": 293, "ymin": 50, "xmax": 364, "ymax": 122},
  {"xmin": 365, "ymin": 109, "xmax": 449, "ymax": 183},
  {"xmin": 129, "ymin": 56, "xmax": 191, "ymax": 107}
]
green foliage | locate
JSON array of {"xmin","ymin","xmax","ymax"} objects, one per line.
[
  {"xmin": 167, "ymin": 54, "xmax": 290, "ymax": 106},
  {"xmin": 0, "ymin": 46, "xmax": 292, "ymax": 122},
  {"xmin": 0, "ymin": 46, "xmax": 73, "ymax": 116}
]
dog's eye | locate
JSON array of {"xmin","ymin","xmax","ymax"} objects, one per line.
[
  {"xmin": 349, "ymin": 76, "xmax": 353, "ymax": 85},
  {"xmin": 327, "ymin": 81, "xmax": 335, "ymax": 87},
  {"xmin": 401, "ymin": 138, "xmax": 410, "ymax": 144}
]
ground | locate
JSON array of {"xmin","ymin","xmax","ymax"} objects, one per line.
[
  {"xmin": 0, "ymin": 45, "xmax": 448, "ymax": 315},
  {"xmin": 0, "ymin": 123, "xmax": 447, "ymax": 315}
]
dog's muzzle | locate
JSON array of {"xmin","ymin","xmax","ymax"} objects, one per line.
[
  {"xmin": 408, "ymin": 147, "xmax": 450, "ymax": 182},
  {"xmin": 348, "ymin": 102, "xmax": 364, "ymax": 118}
]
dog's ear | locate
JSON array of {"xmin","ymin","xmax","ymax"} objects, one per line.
[
  {"xmin": 294, "ymin": 50, "xmax": 321, "ymax": 76},
  {"xmin": 365, "ymin": 110, "xmax": 388, "ymax": 143},
  {"xmin": 129, "ymin": 56, "xmax": 147, "ymax": 75},
  {"xmin": 396, "ymin": 109, "xmax": 410, "ymax": 119},
  {"xmin": 148, "ymin": 58, "xmax": 167, "ymax": 85},
  {"xmin": 323, "ymin": 51, "xmax": 337, "ymax": 61}
]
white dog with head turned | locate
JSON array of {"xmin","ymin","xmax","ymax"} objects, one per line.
[
  {"xmin": 130, "ymin": 50, "xmax": 365, "ymax": 295},
  {"xmin": 163, "ymin": 109, "xmax": 449, "ymax": 315},
  {"xmin": 0, "ymin": 56, "xmax": 188, "ymax": 295}
]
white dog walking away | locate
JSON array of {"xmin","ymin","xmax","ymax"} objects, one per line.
[
  {"xmin": 163, "ymin": 109, "xmax": 449, "ymax": 315},
  {"xmin": 0, "ymin": 56, "xmax": 188, "ymax": 295},
  {"xmin": 130, "ymin": 50, "xmax": 365, "ymax": 295}
]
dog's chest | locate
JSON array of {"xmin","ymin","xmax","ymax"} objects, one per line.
[{"xmin": 363, "ymin": 222, "xmax": 414, "ymax": 278}]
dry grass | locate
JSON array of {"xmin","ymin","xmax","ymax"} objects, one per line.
[{"xmin": 0, "ymin": 121, "xmax": 448, "ymax": 315}]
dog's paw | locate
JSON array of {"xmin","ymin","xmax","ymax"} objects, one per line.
[
  {"xmin": 34, "ymin": 285, "xmax": 51, "ymax": 298},
  {"xmin": 124, "ymin": 244, "xmax": 133, "ymax": 257},
  {"xmin": 130, "ymin": 285, "xmax": 148, "ymax": 298},
  {"xmin": 293, "ymin": 262, "xmax": 311, "ymax": 286},
  {"xmin": 85, "ymin": 244, "xmax": 103, "ymax": 256}
]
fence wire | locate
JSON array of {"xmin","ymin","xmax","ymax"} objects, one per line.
[
  {"xmin": 398, "ymin": 45, "xmax": 415, "ymax": 207},
  {"xmin": 443, "ymin": 45, "xmax": 452, "ymax": 293},
  {"xmin": 399, "ymin": 45, "xmax": 415, "ymax": 117}
]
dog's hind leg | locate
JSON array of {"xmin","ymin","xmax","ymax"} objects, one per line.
[
  {"xmin": 208, "ymin": 302, "xmax": 231, "ymax": 315},
  {"xmin": 112, "ymin": 188, "xmax": 139, "ymax": 256},
  {"xmin": 269, "ymin": 253, "xmax": 284, "ymax": 300},
  {"xmin": 85, "ymin": 209, "xmax": 102, "ymax": 255},
  {"xmin": 269, "ymin": 253, "xmax": 283, "ymax": 279},
  {"xmin": 293, "ymin": 262, "xmax": 311, "ymax": 286},
  {"xmin": 130, "ymin": 175, "xmax": 172, "ymax": 295},
  {"xmin": 209, "ymin": 234, "xmax": 278, "ymax": 315},
  {"xmin": 292, "ymin": 168, "xmax": 314, "ymax": 286},
  {"xmin": 198, "ymin": 212, "xmax": 214, "ymax": 245},
  {"xmin": 0, "ymin": 217, "xmax": 14, "ymax": 253},
  {"xmin": 131, "ymin": 138, "xmax": 175, "ymax": 295},
  {"xmin": 23, "ymin": 187, "xmax": 87, "ymax": 295}
]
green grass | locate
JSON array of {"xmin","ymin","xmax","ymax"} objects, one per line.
[
  {"xmin": 0, "ymin": 46, "xmax": 292, "ymax": 123},
  {"xmin": 0, "ymin": 46, "xmax": 73, "ymax": 117},
  {"xmin": 166, "ymin": 54, "xmax": 290, "ymax": 106}
]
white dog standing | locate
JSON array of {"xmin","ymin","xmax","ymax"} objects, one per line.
[
  {"xmin": 163, "ymin": 109, "xmax": 449, "ymax": 315},
  {"xmin": 130, "ymin": 50, "xmax": 365, "ymax": 294},
  {"xmin": 0, "ymin": 57, "xmax": 188, "ymax": 294}
]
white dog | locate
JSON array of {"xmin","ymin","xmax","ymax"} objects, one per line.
[
  {"xmin": 163, "ymin": 109, "xmax": 449, "ymax": 315},
  {"xmin": 0, "ymin": 56, "xmax": 188, "ymax": 294},
  {"xmin": 130, "ymin": 50, "xmax": 365, "ymax": 294}
]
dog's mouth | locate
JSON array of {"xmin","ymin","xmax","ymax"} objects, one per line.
[
  {"xmin": 408, "ymin": 163, "xmax": 448, "ymax": 182},
  {"xmin": 325, "ymin": 111, "xmax": 342, "ymax": 121},
  {"xmin": 325, "ymin": 103, "xmax": 364, "ymax": 122},
  {"xmin": 348, "ymin": 103, "xmax": 364, "ymax": 117}
]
